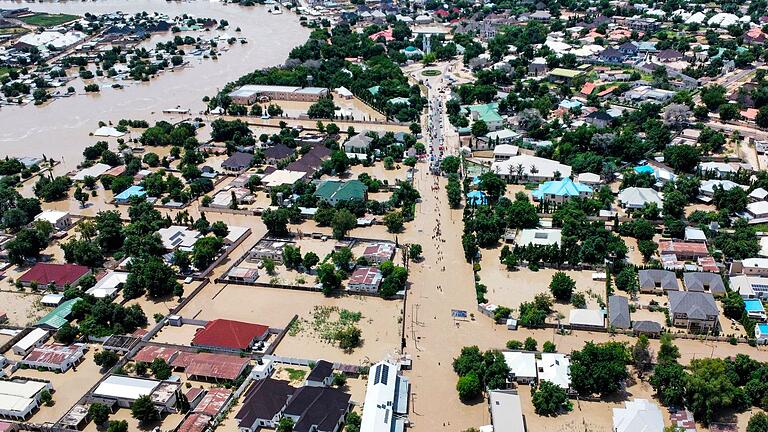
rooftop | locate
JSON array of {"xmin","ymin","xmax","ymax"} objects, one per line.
[
  {"xmin": 19, "ymin": 263, "xmax": 89, "ymax": 287},
  {"xmin": 192, "ymin": 319, "xmax": 269, "ymax": 351}
]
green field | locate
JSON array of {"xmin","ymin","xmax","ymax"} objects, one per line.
[
  {"xmin": 0, "ymin": 27, "xmax": 28, "ymax": 36},
  {"xmin": 421, "ymin": 69, "xmax": 441, "ymax": 77},
  {"xmin": 0, "ymin": 67, "xmax": 16, "ymax": 78},
  {"xmin": 19, "ymin": 13, "xmax": 79, "ymax": 27}
]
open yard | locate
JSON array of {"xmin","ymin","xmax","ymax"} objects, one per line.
[
  {"xmin": 19, "ymin": 13, "xmax": 80, "ymax": 27},
  {"xmin": 0, "ymin": 290, "xmax": 48, "ymax": 327},
  {"xmin": 176, "ymin": 283, "xmax": 403, "ymax": 364}
]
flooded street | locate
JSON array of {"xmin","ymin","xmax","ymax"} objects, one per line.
[{"xmin": 0, "ymin": 0, "xmax": 310, "ymax": 170}]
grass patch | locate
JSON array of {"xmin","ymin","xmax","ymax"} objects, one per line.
[
  {"xmin": 0, "ymin": 27, "xmax": 28, "ymax": 36},
  {"xmin": 0, "ymin": 67, "xmax": 16, "ymax": 78},
  {"xmin": 284, "ymin": 367, "xmax": 306, "ymax": 381},
  {"xmin": 20, "ymin": 13, "xmax": 79, "ymax": 27},
  {"xmin": 421, "ymin": 69, "xmax": 441, "ymax": 76}
]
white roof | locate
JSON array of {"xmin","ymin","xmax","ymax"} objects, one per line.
[
  {"xmin": 225, "ymin": 226, "xmax": 250, "ymax": 244},
  {"xmin": 517, "ymin": 228, "xmax": 562, "ymax": 246},
  {"xmin": 93, "ymin": 376, "xmax": 160, "ymax": 401},
  {"xmin": 492, "ymin": 144, "xmax": 519, "ymax": 157},
  {"xmin": 488, "ymin": 390, "xmax": 525, "ymax": 432},
  {"xmin": 335, "ymin": 86, "xmax": 353, "ymax": 97},
  {"xmin": 537, "ymin": 353, "xmax": 571, "ymax": 389},
  {"xmin": 569, "ymin": 308, "xmax": 605, "ymax": 327},
  {"xmin": 487, "ymin": 129, "xmax": 520, "ymax": 141},
  {"xmin": 13, "ymin": 328, "xmax": 49, "ymax": 353},
  {"xmin": 93, "ymin": 126, "xmax": 125, "ymax": 138},
  {"xmin": 491, "ymin": 155, "xmax": 572, "ymax": 178},
  {"xmin": 41, "ymin": 293, "xmax": 64, "ymax": 306},
  {"xmin": 0, "ymin": 379, "xmax": 48, "ymax": 399},
  {"xmin": 707, "ymin": 12, "xmax": 741, "ymax": 27},
  {"xmin": 86, "ymin": 271, "xmax": 128, "ymax": 298},
  {"xmin": 260, "ymin": 170, "xmax": 306, "ymax": 188},
  {"xmin": 618, "ymin": 187, "xmax": 662, "ymax": 208},
  {"xmin": 613, "ymin": 399, "xmax": 664, "ymax": 432},
  {"xmin": 34, "ymin": 210, "xmax": 69, "ymax": 225},
  {"xmin": 73, "ymin": 163, "xmax": 112, "ymax": 181},
  {"xmin": 503, "ymin": 352, "xmax": 537, "ymax": 379},
  {"xmin": 684, "ymin": 227, "xmax": 707, "ymax": 242},
  {"xmin": 684, "ymin": 11, "xmax": 706, "ymax": 24},
  {"xmin": 700, "ymin": 179, "xmax": 744, "ymax": 195},
  {"xmin": 157, "ymin": 226, "xmax": 201, "ymax": 251},
  {"xmin": 749, "ymin": 201, "xmax": 768, "ymax": 217},
  {"xmin": 361, "ymin": 361, "xmax": 408, "ymax": 432},
  {"xmin": 741, "ymin": 258, "xmax": 768, "ymax": 269},
  {"xmin": 18, "ymin": 31, "xmax": 85, "ymax": 49},
  {"xmin": 751, "ymin": 188, "xmax": 768, "ymax": 200},
  {"xmin": 577, "ymin": 172, "xmax": 602, "ymax": 184}
]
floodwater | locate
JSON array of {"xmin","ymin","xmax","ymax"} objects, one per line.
[{"xmin": 0, "ymin": 0, "xmax": 310, "ymax": 170}]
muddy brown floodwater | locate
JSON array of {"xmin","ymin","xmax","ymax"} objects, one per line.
[{"xmin": 0, "ymin": 0, "xmax": 310, "ymax": 170}]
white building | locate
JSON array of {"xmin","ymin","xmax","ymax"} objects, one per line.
[
  {"xmin": 488, "ymin": 390, "xmax": 526, "ymax": 432},
  {"xmin": 730, "ymin": 275, "xmax": 768, "ymax": 299},
  {"xmin": 93, "ymin": 376, "xmax": 177, "ymax": 411},
  {"xmin": 537, "ymin": 353, "xmax": 571, "ymax": 390},
  {"xmin": 12, "ymin": 328, "xmax": 50, "ymax": 356},
  {"xmin": 618, "ymin": 187, "xmax": 663, "ymax": 210},
  {"xmin": 502, "ymin": 351, "xmax": 537, "ymax": 384},
  {"xmin": 361, "ymin": 361, "xmax": 410, "ymax": 432},
  {"xmin": 347, "ymin": 267, "xmax": 383, "ymax": 293},
  {"xmin": 0, "ymin": 379, "xmax": 53, "ymax": 420},
  {"xmin": 157, "ymin": 226, "xmax": 202, "ymax": 252},
  {"xmin": 73, "ymin": 163, "xmax": 112, "ymax": 181},
  {"xmin": 34, "ymin": 210, "xmax": 71, "ymax": 231},
  {"xmin": 490, "ymin": 155, "xmax": 572, "ymax": 183},
  {"xmin": 514, "ymin": 228, "xmax": 562, "ymax": 247},
  {"xmin": 86, "ymin": 271, "xmax": 128, "ymax": 298},
  {"xmin": 730, "ymin": 258, "xmax": 768, "ymax": 277},
  {"xmin": 492, "ymin": 144, "xmax": 520, "ymax": 160},
  {"xmin": 21, "ymin": 343, "xmax": 87, "ymax": 372},
  {"xmin": 568, "ymin": 309, "xmax": 605, "ymax": 330},
  {"xmin": 612, "ymin": 399, "xmax": 664, "ymax": 432}
]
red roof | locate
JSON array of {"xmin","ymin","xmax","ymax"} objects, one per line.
[
  {"xmin": 368, "ymin": 28, "xmax": 394, "ymax": 42},
  {"xmin": 659, "ymin": 240, "xmax": 709, "ymax": 256},
  {"xmin": 133, "ymin": 345, "xmax": 178, "ymax": 364},
  {"xmin": 19, "ymin": 263, "xmax": 90, "ymax": 287},
  {"xmin": 24, "ymin": 344, "xmax": 83, "ymax": 366},
  {"xmin": 193, "ymin": 388, "xmax": 232, "ymax": 417},
  {"xmin": 172, "ymin": 352, "xmax": 249, "ymax": 380},
  {"xmin": 349, "ymin": 267, "xmax": 382, "ymax": 286},
  {"xmin": 435, "ymin": 9, "xmax": 449, "ymax": 17},
  {"xmin": 580, "ymin": 82, "xmax": 596, "ymax": 95},
  {"xmin": 192, "ymin": 319, "xmax": 269, "ymax": 351},
  {"xmin": 177, "ymin": 413, "xmax": 211, "ymax": 432},
  {"xmin": 597, "ymin": 86, "xmax": 618, "ymax": 97}
]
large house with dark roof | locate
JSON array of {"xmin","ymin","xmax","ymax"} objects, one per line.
[
  {"xmin": 639, "ymin": 270, "xmax": 679, "ymax": 293},
  {"xmin": 668, "ymin": 291, "xmax": 719, "ymax": 333}
]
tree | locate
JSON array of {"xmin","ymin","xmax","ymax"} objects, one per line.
[
  {"xmin": 615, "ymin": 266, "xmax": 639, "ymax": 295},
  {"xmin": 150, "ymin": 358, "xmax": 172, "ymax": 380},
  {"xmin": 723, "ymin": 290, "xmax": 746, "ymax": 320},
  {"xmin": 718, "ymin": 103, "xmax": 740, "ymax": 121},
  {"xmin": 409, "ymin": 244, "xmax": 422, "ymax": 261},
  {"xmin": 664, "ymin": 144, "xmax": 700, "ymax": 173},
  {"xmin": 263, "ymin": 258, "xmax": 276, "ymax": 275},
  {"xmin": 62, "ymin": 238, "xmax": 104, "ymax": 267},
  {"xmin": 543, "ymin": 341, "xmax": 556, "ymax": 353},
  {"xmin": 307, "ymin": 97, "xmax": 336, "ymax": 119},
  {"xmin": 384, "ymin": 211, "xmax": 404, "ymax": 233},
  {"xmin": 638, "ymin": 240, "xmax": 658, "ymax": 262},
  {"xmin": 549, "ymin": 272, "xmax": 575, "ymax": 301},
  {"xmin": 277, "ymin": 417, "xmax": 294, "ymax": 432},
  {"xmin": 756, "ymin": 106, "xmax": 768, "ymax": 128},
  {"xmin": 447, "ymin": 176, "xmax": 462, "ymax": 208},
  {"xmin": 456, "ymin": 372, "xmax": 482, "ymax": 401},
  {"xmin": 94, "ymin": 350, "xmax": 119, "ymax": 369},
  {"xmin": 748, "ymin": 413, "xmax": 768, "ymax": 432},
  {"xmin": 89, "ymin": 402, "xmax": 110, "ymax": 425},
  {"xmin": 441, "ymin": 156, "xmax": 461, "ymax": 174},
  {"xmin": 478, "ymin": 172, "xmax": 506, "ymax": 203},
  {"xmin": 686, "ymin": 358, "xmax": 748, "ymax": 425},
  {"xmin": 331, "ymin": 208, "xmax": 356, "ymax": 239},
  {"xmin": 303, "ymin": 252, "xmax": 319, "ymax": 271},
  {"xmin": 650, "ymin": 362, "xmax": 687, "ymax": 406},
  {"xmin": 262, "ymin": 208, "xmax": 290, "ymax": 235},
  {"xmin": 570, "ymin": 341, "xmax": 629, "ymax": 396},
  {"xmin": 55, "ymin": 323, "xmax": 79, "ymax": 345},
  {"xmin": 74, "ymin": 186, "xmax": 88, "ymax": 208},
  {"xmin": 40, "ymin": 389, "xmax": 53, "ymax": 406},
  {"xmin": 532, "ymin": 380, "xmax": 570, "ymax": 415},
  {"xmin": 131, "ymin": 395, "xmax": 160, "ymax": 423},
  {"xmin": 107, "ymin": 421, "xmax": 128, "ymax": 432},
  {"xmin": 471, "ymin": 120, "xmax": 489, "ymax": 137},
  {"xmin": 701, "ymin": 85, "xmax": 726, "ymax": 111},
  {"xmin": 335, "ymin": 325, "xmax": 362, "ymax": 350},
  {"xmin": 124, "ymin": 257, "xmax": 181, "ymax": 299},
  {"xmin": 282, "ymin": 244, "xmax": 303, "ymax": 270},
  {"xmin": 345, "ymin": 411, "xmax": 362, "ymax": 432},
  {"xmin": 329, "ymin": 150, "xmax": 349, "ymax": 175},
  {"xmin": 524, "ymin": 337, "xmax": 537, "ymax": 351},
  {"xmin": 632, "ymin": 335, "xmax": 652, "ymax": 376},
  {"xmin": 211, "ymin": 221, "xmax": 229, "ymax": 238},
  {"xmin": 317, "ymin": 263, "xmax": 341, "ymax": 295}
]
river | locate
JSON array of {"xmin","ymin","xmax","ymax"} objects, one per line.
[{"xmin": 0, "ymin": 0, "xmax": 310, "ymax": 170}]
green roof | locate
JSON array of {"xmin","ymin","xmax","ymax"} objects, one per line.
[
  {"xmin": 549, "ymin": 68, "xmax": 584, "ymax": 78},
  {"xmin": 37, "ymin": 297, "xmax": 81, "ymax": 329},
  {"xmin": 368, "ymin": 86, "xmax": 380, "ymax": 95},
  {"xmin": 314, "ymin": 180, "xmax": 367, "ymax": 202},
  {"xmin": 465, "ymin": 103, "xmax": 503, "ymax": 124}
]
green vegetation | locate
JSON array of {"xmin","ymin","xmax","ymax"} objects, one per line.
[
  {"xmin": 452, "ymin": 346, "xmax": 509, "ymax": 402},
  {"xmin": 421, "ymin": 69, "xmax": 441, "ymax": 76},
  {"xmin": 20, "ymin": 13, "xmax": 79, "ymax": 27}
]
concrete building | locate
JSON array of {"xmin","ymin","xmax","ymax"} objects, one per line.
[
  {"xmin": 608, "ymin": 295, "xmax": 630, "ymax": 329},
  {"xmin": 314, "ymin": 180, "xmax": 368, "ymax": 206},
  {"xmin": 512, "ymin": 228, "xmax": 562, "ymax": 246},
  {"xmin": 33, "ymin": 210, "xmax": 71, "ymax": 231},
  {"xmin": 347, "ymin": 266, "xmax": 383, "ymax": 293},
  {"xmin": 613, "ymin": 399, "xmax": 664, "ymax": 432},
  {"xmin": 531, "ymin": 178, "xmax": 592, "ymax": 204},
  {"xmin": 86, "ymin": 271, "xmax": 128, "ymax": 298},
  {"xmin": 568, "ymin": 308, "xmax": 605, "ymax": 330},
  {"xmin": 191, "ymin": 319, "xmax": 269, "ymax": 353},
  {"xmin": 537, "ymin": 353, "xmax": 570, "ymax": 390},
  {"xmin": 668, "ymin": 291, "xmax": 719, "ymax": 333},
  {"xmin": 92, "ymin": 376, "xmax": 178, "ymax": 411},
  {"xmin": 21, "ymin": 343, "xmax": 87, "ymax": 372},
  {"xmin": 487, "ymin": 390, "xmax": 526, "ymax": 432},
  {"xmin": 745, "ymin": 299, "xmax": 767, "ymax": 321},
  {"xmin": 490, "ymin": 155, "xmax": 573, "ymax": 183},
  {"xmin": 0, "ymin": 379, "xmax": 53, "ymax": 420},
  {"xmin": 683, "ymin": 272, "xmax": 726, "ymax": 297},
  {"xmin": 731, "ymin": 258, "xmax": 768, "ymax": 276},
  {"xmin": 502, "ymin": 351, "xmax": 537, "ymax": 384},
  {"xmin": 756, "ymin": 323, "xmax": 768, "ymax": 343},
  {"xmin": 617, "ymin": 187, "xmax": 663, "ymax": 210},
  {"xmin": 12, "ymin": 328, "xmax": 49, "ymax": 356},
  {"xmin": 638, "ymin": 269, "xmax": 679, "ymax": 294},
  {"xmin": 731, "ymin": 275, "xmax": 768, "ymax": 299},
  {"xmin": 18, "ymin": 263, "xmax": 90, "ymax": 290},
  {"xmin": 361, "ymin": 361, "xmax": 410, "ymax": 432},
  {"xmin": 158, "ymin": 226, "xmax": 202, "ymax": 252},
  {"xmin": 305, "ymin": 360, "xmax": 334, "ymax": 388},
  {"xmin": 362, "ymin": 243, "xmax": 396, "ymax": 265},
  {"xmin": 228, "ymin": 85, "xmax": 329, "ymax": 104}
]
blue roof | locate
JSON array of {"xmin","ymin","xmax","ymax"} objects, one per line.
[
  {"xmin": 532, "ymin": 178, "xmax": 592, "ymax": 199},
  {"xmin": 114, "ymin": 185, "xmax": 146, "ymax": 201},
  {"xmin": 559, "ymin": 99, "xmax": 582, "ymax": 110},
  {"xmin": 634, "ymin": 165, "xmax": 655, "ymax": 175},
  {"xmin": 466, "ymin": 190, "xmax": 488, "ymax": 205},
  {"xmin": 745, "ymin": 299, "xmax": 765, "ymax": 312},
  {"xmin": 759, "ymin": 323, "xmax": 768, "ymax": 333}
]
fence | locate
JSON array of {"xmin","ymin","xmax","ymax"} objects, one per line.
[
  {"xmin": 266, "ymin": 314, "xmax": 297, "ymax": 355},
  {"xmin": 0, "ymin": 327, "xmax": 31, "ymax": 355}
]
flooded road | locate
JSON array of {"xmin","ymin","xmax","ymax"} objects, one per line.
[{"xmin": 0, "ymin": 0, "xmax": 310, "ymax": 170}]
